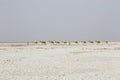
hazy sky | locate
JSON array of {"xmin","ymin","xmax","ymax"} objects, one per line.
[{"xmin": 0, "ymin": 0, "xmax": 120, "ymax": 42}]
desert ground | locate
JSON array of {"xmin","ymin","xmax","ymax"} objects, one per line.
[{"xmin": 0, "ymin": 42, "xmax": 120, "ymax": 80}]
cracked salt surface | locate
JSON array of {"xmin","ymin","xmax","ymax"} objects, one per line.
[{"xmin": 0, "ymin": 45, "xmax": 120, "ymax": 80}]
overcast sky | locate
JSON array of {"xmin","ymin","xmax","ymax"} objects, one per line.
[{"xmin": 0, "ymin": 0, "xmax": 120, "ymax": 42}]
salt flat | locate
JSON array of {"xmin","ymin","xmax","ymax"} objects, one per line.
[{"xmin": 0, "ymin": 44, "xmax": 120, "ymax": 80}]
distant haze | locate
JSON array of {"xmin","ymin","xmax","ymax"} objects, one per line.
[{"xmin": 0, "ymin": 0, "xmax": 120, "ymax": 42}]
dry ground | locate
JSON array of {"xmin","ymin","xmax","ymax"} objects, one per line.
[{"xmin": 0, "ymin": 44, "xmax": 120, "ymax": 80}]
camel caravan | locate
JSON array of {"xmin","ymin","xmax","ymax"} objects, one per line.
[
  {"xmin": 30, "ymin": 41, "xmax": 109, "ymax": 46},
  {"xmin": 0, "ymin": 41, "xmax": 109, "ymax": 46}
]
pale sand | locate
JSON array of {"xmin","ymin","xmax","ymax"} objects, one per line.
[{"xmin": 0, "ymin": 44, "xmax": 120, "ymax": 80}]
